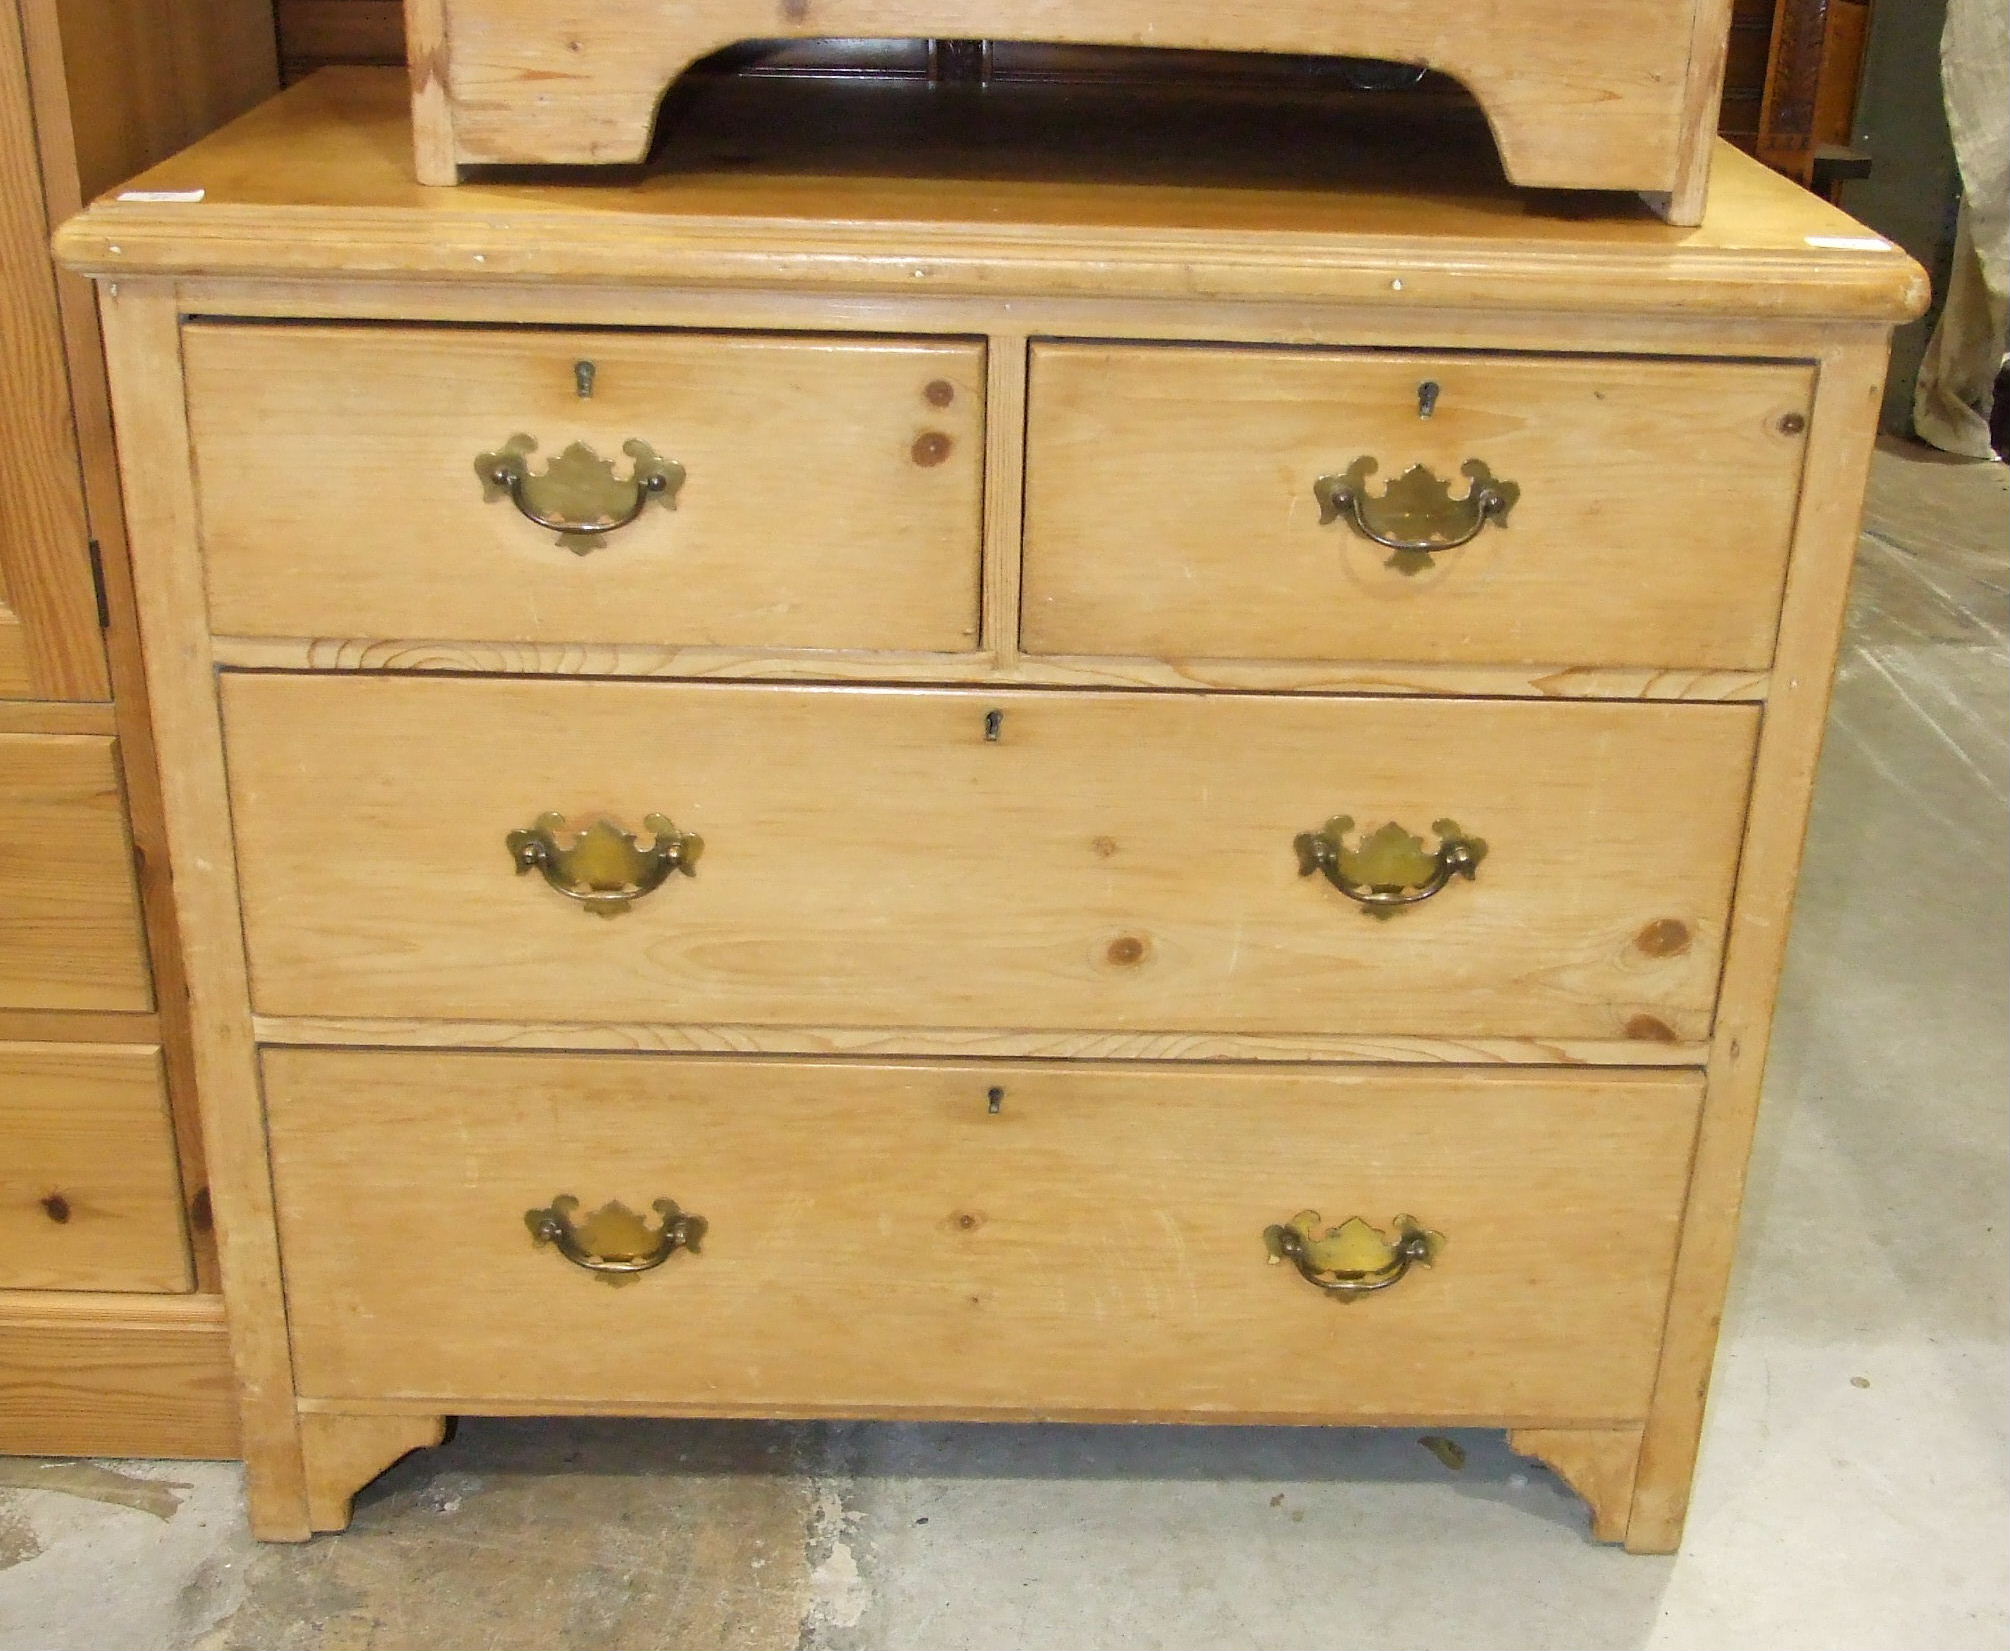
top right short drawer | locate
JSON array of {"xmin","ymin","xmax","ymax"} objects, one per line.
[{"xmin": 1022, "ymin": 343, "xmax": 1814, "ymax": 672}]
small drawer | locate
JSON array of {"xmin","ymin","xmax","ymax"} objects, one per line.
[
  {"xmin": 185, "ymin": 323, "xmax": 985, "ymax": 653},
  {"xmin": 268, "ymin": 1050, "xmax": 1700, "ymax": 1421},
  {"xmin": 1023, "ymin": 343, "xmax": 1813, "ymax": 671},
  {"xmin": 0, "ymin": 1044, "xmax": 190, "ymax": 1292},
  {"xmin": 0, "ymin": 734, "xmax": 152, "ymax": 1012},
  {"xmin": 224, "ymin": 675, "xmax": 1756, "ymax": 1044}
]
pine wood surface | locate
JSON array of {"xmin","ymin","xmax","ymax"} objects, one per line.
[
  {"xmin": 0, "ymin": 1289, "xmax": 237, "ymax": 1457},
  {"xmin": 403, "ymin": 0, "xmax": 1723, "ymax": 208},
  {"xmin": 0, "ymin": 1041, "xmax": 188, "ymax": 1291},
  {"xmin": 57, "ymin": 60, "xmax": 1919, "ymax": 1546},
  {"xmin": 97, "ymin": 283, "xmax": 304, "ymax": 1530},
  {"xmin": 186, "ymin": 322, "xmax": 985, "ymax": 652},
  {"xmin": 221, "ymin": 676, "xmax": 1758, "ymax": 1043},
  {"xmin": 0, "ymin": 0, "xmax": 106, "ymax": 701},
  {"xmin": 1024, "ymin": 343, "xmax": 1813, "ymax": 671},
  {"xmin": 1625, "ymin": 335, "xmax": 1894, "ymax": 1552},
  {"xmin": 0, "ymin": 732, "xmax": 151, "ymax": 1012},
  {"xmin": 266, "ymin": 1049, "xmax": 1701, "ymax": 1421},
  {"xmin": 53, "ymin": 70, "xmax": 1926, "ymax": 322}
]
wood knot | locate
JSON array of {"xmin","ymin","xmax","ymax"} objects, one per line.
[
  {"xmin": 952, "ymin": 1210, "xmax": 985, "ymax": 1232},
  {"xmin": 1091, "ymin": 836, "xmax": 1119, "ymax": 859},
  {"xmin": 911, "ymin": 431, "xmax": 953, "ymax": 467},
  {"xmin": 41, "ymin": 1193, "xmax": 72, "ymax": 1224},
  {"xmin": 1106, "ymin": 935, "xmax": 1147, "ymax": 966},
  {"xmin": 1624, "ymin": 1014, "xmax": 1679, "ymax": 1043},
  {"xmin": 924, "ymin": 379, "xmax": 956, "ymax": 407},
  {"xmin": 1635, "ymin": 918, "xmax": 1692, "ymax": 957}
]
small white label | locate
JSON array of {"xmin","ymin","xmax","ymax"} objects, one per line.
[
  {"xmin": 116, "ymin": 188, "xmax": 205, "ymax": 203},
  {"xmin": 1804, "ymin": 234, "xmax": 1893, "ymax": 251}
]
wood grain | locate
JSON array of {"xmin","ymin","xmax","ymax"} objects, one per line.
[
  {"xmin": 17, "ymin": 0, "xmax": 278, "ymax": 1298},
  {"xmin": 410, "ymin": 0, "xmax": 1715, "ymax": 206},
  {"xmin": 0, "ymin": 1289, "xmax": 237, "ymax": 1457},
  {"xmin": 206, "ymin": 634, "xmax": 1770, "ymax": 701},
  {"xmin": 24, "ymin": 0, "xmax": 276, "ymax": 206},
  {"xmin": 266, "ymin": 1050, "xmax": 1701, "ymax": 1421},
  {"xmin": 0, "ymin": 700, "xmax": 117, "ymax": 733},
  {"xmin": 185, "ymin": 323, "xmax": 984, "ymax": 652},
  {"xmin": 0, "ymin": 0, "xmax": 106, "ymax": 702},
  {"xmin": 251, "ymin": 1014, "xmax": 1706, "ymax": 1067},
  {"xmin": 0, "ymin": 732, "xmax": 151, "ymax": 1011},
  {"xmin": 53, "ymin": 72, "xmax": 1929, "ymax": 323},
  {"xmin": 300, "ymin": 1410, "xmax": 446, "ymax": 1532},
  {"xmin": 98, "ymin": 284, "xmax": 305, "ymax": 1533},
  {"xmin": 222, "ymin": 677, "xmax": 1759, "ymax": 1043},
  {"xmin": 0, "ymin": 1042, "xmax": 188, "ymax": 1291},
  {"xmin": 1627, "ymin": 336, "xmax": 1894, "ymax": 1554},
  {"xmin": 1024, "ymin": 343, "xmax": 1813, "ymax": 672}
]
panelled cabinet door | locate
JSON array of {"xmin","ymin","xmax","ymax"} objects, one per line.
[{"xmin": 0, "ymin": 0, "xmax": 107, "ymax": 702}]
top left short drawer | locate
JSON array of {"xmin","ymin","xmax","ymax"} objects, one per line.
[{"xmin": 183, "ymin": 323, "xmax": 985, "ymax": 654}]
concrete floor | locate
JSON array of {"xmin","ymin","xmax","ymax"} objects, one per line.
[{"xmin": 2, "ymin": 440, "xmax": 2003, "ymax": 1651}]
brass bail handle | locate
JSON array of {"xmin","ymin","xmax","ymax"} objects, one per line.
[
  {"xmin": 1295, "ymin": 816, "xmax": 1486, "ymax": 918},
  {"xmin": 1264, "ymin": 1211, "xmax": 1445, "ymax": 1301},
  {"xmin": 1312, "ymin": 456, "xmax": 1519, "ymax": 574},
  {"xmin": 475, "ymin": 434, "xmax": 685, "ymax": 553},
  {"xmin": 507, "ymin": 812, "xmax": 702, "ymax": 916},
  {"xmin": 526, "ymin": 1195, "xmax": 706, "ymax": 1280}
]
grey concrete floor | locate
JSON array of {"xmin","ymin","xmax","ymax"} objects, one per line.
[{"xmin": 2, "ymin": 440, "xmax": 2004, "ymax": 1651}]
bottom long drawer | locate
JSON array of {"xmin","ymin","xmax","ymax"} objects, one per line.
[{"xmin": 265, "ymin": 1050, "xmax": 1699, "ymax": 1423}]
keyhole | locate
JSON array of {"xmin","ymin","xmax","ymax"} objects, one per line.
[
  {"xmin": 575, "ymin": 360, "xmax": 597, "ymax": 398},
  {"xmin": 986, "ymin": 1086, "xmax": 1004, "ymax": 1114},
  {"xmin": 1417, "ymin": 380, "xmax": 1440, "ymax": 419},
  {"xmin": 984, "ymin": 710, "xmax": 1003, "ymax": 741}
]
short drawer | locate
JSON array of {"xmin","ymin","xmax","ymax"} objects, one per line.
[
  {"xmin": 1023, "ymin": 343, "xmax": 1813, "ymax": 671},
  {"xmin": 267, "ymin": 1050, "xmax": 1700, "ymax": 1421},
  {"xmin": 224, "ymin": 676, "xmax": 1755, "ymax": 1043},
  {"xmin": 185, "ymin": 323, "xmax": 985, "ymax": 653},
  {"xmin": 0, "ymin": 734, "xmax": 152, "ymax": 1012},
  {"xmin": 0, "ymin": 1043, "xmax": 190, "ymax": 1292}
]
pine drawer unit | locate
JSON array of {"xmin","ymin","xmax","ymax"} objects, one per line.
[
  {"xmin": 58, "ymin": 69, "xmax": 1925, "ymax": 1550},
  {"xmin": 400, "ymin": 0, "xmax": 1739, "ymax": 221}
]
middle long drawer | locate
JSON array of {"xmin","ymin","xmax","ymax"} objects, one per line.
[{"xmin": 222, "ymin": 677, "xmax": 1756, "ymax": 1041}]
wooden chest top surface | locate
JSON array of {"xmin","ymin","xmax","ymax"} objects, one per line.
[{"xmin": 57, "ymin": 68, "xmax": 1924, "ymax": 321}]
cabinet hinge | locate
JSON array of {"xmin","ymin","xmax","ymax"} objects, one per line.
[{"xmin": 87, "ymin": 538, "xmax": 111, "ymax": 630}]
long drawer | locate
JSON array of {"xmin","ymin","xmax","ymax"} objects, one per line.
[
  {"xmin": 1023, "ymin": 343, "xmax": 1813, "ymax": 670},
  {"xmin": 184, "ymin": 323, "xmax": 985, "ymax": 653},
  {"xmin": 223, "ymin": 676, "xmax": 1756, "ymax": 1042},
  {"xmin": 267, "ymin": 1050, "xmax": 1701, "ymax": 1421}
]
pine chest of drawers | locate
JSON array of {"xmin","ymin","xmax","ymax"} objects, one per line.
[{"xmin": 59, "ymin": 68, "xmax": 1924, "ymax": 1551}]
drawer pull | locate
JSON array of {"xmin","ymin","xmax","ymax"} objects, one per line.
[
  {"xmin": 526, "ymin": 1195, "xmax": 706, "ymax": 1279},
  {"xmin": 507, "ymin": 812, "xmax": 702, "ymax": 916},
  {"xmin": 1264, "ymin": 1211, "xmax": 1444, "ymax": 1300},
  {"xmin": 1294, "ymin": 816, "xmax": 1486, "ymax": 917},
  {"xmin": 1312, "ymin": 457, "xmax": 1519, "ymax": 574},
  {"xmin": 476, "ymin": 434, "xmax": 684, "ymax": 553}
]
